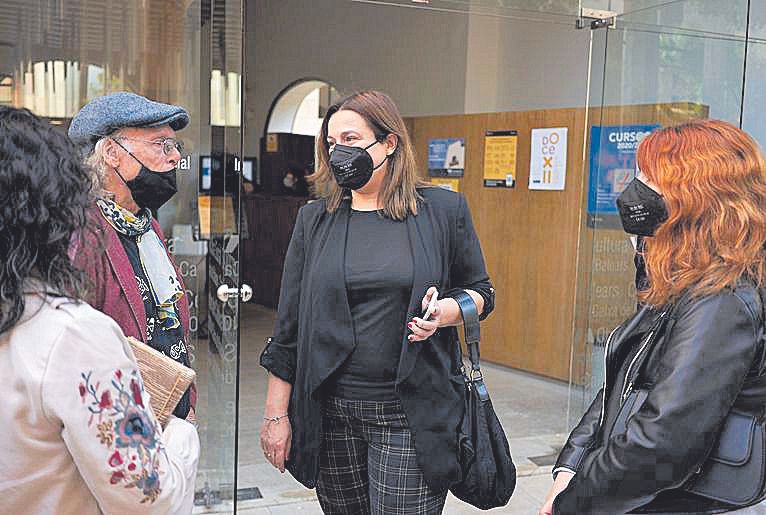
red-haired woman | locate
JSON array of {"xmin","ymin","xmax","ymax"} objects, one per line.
[{"xmin": 541, "ymin": 119, "xmax": 766, "ymax": 514}]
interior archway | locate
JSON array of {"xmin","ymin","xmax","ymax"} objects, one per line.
[{"xmin": 265, "ymin": 78, "xmax": 340, "ymax": 137}]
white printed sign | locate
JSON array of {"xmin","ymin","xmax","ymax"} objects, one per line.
[{"xmin": 529, "ymin": 127, "xmax": 568, "ymax": 191}]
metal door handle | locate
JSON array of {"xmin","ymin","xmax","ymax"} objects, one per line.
[{"xmin": 217, "ymin": 283, "xmax": 253, "ymax": 303}]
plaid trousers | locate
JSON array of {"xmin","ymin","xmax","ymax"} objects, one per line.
[{"xmin": 316, "ymin": 396, "xmax": 448, "ymax": 515}]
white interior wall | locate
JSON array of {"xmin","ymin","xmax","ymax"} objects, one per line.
[
  {"xmin": 464, "ymin": 12, "xmax": 593, "ymax": 114},
  {"xmin": 246, "ymin": 1, "xmax": 766, "ymax": 157},
  {"xmin": 245, "ymin": 0, "xmax": 594, "ymax": 157},
  {"xmin": 246, "ymin": 0, "xmax": 470, "ymax": 155}
]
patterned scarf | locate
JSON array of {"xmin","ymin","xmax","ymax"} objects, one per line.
[
  {"xmin": 97, "ymin": 198, "xmax": 153, "ymax": 237},
  {"xmin": 97, "ymin": 198, "xmax": 184, "ymax": 330}
]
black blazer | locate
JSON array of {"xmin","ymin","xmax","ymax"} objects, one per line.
[{"xmin": 260, "ymin": 186, "xmax": 495, "ymax": 491}]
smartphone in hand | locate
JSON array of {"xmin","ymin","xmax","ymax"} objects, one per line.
[{"xmin": 423, "ymin": 289, "xmax": 439, "ymax": 320}]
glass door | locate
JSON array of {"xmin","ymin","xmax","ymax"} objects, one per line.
[
  {"xmin": 572, "ymin": 0, "xmax": 751, "ymax": 422},
  {"xmin": 189, "ymin": 0, "xmax": 247, "ymax": 512},
  {"xmin": 242, "ymin": 2, "xmax": 598, "ymax": 513},
  {"xmin": 0, "ymin": 0, "xmax": 246, "ymax": 512}
]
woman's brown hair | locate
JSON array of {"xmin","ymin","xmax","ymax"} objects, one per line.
[
  {"xmin": 309, "ymin": 90, "xmax": 429, "ymax": 220},
  {"xmin": 637, "ymin": 119, "xmax": 766, "ymax": 306}
]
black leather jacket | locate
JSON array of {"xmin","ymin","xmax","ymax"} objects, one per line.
[{"xmin": 554, "ymin": 284, "xmax": 766, "ymax": 514}]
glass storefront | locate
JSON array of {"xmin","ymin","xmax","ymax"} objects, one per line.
[
  {"xmin": 1, "ymin": 0, "xmax": 245, "ymax": 511},
  {"xmin": 574, "ymin": 0, "xmax": 755, "ymax": 421},
  {"xmin": 3, "ymin": 0, "xmax": 766, "ymax": 512},
  {"xmin": 243, "ymin": 8, "xmax": 597, "ymax": 507}
]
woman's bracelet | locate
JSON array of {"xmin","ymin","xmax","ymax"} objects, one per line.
[{"xmin": 263, "ymin": 413, "xmax": 289, "ymax": 423}]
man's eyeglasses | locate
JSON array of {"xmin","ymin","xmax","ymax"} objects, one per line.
[{"xmin": 115, "ymin": 136, "xmax": 184, "ymax": 156}]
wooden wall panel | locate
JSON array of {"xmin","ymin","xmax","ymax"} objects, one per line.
[
  {"xmin": 407, "ymin": 109, "xmax": 586, "ymax": 381},
  {"xmin": 406, "ymin": 102, "xmax": 707, "ymax": 382}
]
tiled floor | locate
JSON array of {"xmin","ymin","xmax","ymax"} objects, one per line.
[{"xmin": 194, "ymin": 303, "xmax": 574, "ymax": 514}]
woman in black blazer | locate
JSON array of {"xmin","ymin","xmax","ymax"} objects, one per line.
[{"xmin": 259, "ymin": 90, "xmax": 495, "ymax": 514}]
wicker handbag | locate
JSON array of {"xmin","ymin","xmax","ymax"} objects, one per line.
[{"xmin": 126, "ymin": 336, "xmax": 196, "ymax": 427}]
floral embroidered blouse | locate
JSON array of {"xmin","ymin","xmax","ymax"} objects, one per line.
[{"xmin": 0, "ymin": 293, "xmax": 199, "ymax": 514}]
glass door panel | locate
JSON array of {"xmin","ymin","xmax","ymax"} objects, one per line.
[
  {"xmin": 572, "ymin": 0, "xmax": 750, "ymax": 423},
  {"xmin": 0, "ymin": 0, "xmax": 246, "ymax": 513}
]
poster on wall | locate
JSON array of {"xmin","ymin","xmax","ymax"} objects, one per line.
[
  {"xmin": 483, "ymin": 130, "xmax": 518, "ymax": 188},
  {"xmin": 200, "ymin": 156, "xmax": 212, "ymax": 191},
  {"xmin": 195, "ymin": 195, "xmax": 237, "ymax": 240},
  {"xmin": 430, "ymin": 177, "xmax": 460, "ymax": 192},
  {"xmin": 529, "ymin": 127, "xmax": 568, "ymax": 191},
  {"xmin": 588, "ymin": 124, "xmax": 659, "ymax": 228},
  {"xmin": 266, "ymin": 133, "xmax": 279, "ymax": 152},
  {"xmin": 428, "ymin": 138, "xmax": 465, "ymax": 177}
]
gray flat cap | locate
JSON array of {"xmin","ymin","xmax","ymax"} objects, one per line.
[{"xmin": 68, "ymin": 92, "xmax": 190, "ymax": 151}]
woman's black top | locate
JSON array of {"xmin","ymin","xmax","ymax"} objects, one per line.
[{"xmin": 331, "ymin": 209, "xmax": 413, "ymax": 401}]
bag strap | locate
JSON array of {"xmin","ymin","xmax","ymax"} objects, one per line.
[{"xmin": 453, "ymin": 290, "xmax": 481, "ymax": 373}]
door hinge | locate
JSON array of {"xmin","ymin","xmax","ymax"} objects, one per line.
[{"xmin": 576, "ymin": 7, "xmax": 617, "ymax": 30}]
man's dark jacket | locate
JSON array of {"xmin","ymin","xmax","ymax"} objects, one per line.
[{"xmin": 260, "ymin": 187, "xmax": 495, "ymax": 491}]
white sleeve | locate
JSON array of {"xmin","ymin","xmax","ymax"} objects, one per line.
[{"xmin": 41, "ymin": 308, "xmax": 200, "ymax": 514}]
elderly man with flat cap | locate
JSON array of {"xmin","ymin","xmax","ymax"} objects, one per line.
[{"xmin": 69, "ymin": 92, "xmax": 195, "ymax": 421}]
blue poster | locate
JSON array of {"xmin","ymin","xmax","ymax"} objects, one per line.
[
  {"xmin": 428, "ymin": 138, "xmax": 465, "ymax": 177},
  {"xmin": 588, "ymin": 125, "xmax": 659, "ymax": 216}
]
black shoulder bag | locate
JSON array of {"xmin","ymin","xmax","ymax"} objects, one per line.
[
  {"xmin": 449, "ymin": 290, "xmax": 516, "ymax": 510},
  {"xmin": 613, "ymin": 296, "xmax": 766, "ymax": 507}
]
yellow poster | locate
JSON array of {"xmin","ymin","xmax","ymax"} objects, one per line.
[
  {"xmin": 430, "ymin": 178, "xmax": 459, "ymax": 192},
  {"xmin": 483, "ymin": 130, "xmax": 518, "ymax": 188},
  {"xmin": 197, "ymin": 195, "xmax": 237, "ymax": 238},
  {"xmin": 266, "ymin": 133, "xmax": 279, "ymax": 152}
]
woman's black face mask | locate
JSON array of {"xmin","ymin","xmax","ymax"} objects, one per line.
[
  {"xmin": 329, "ymin": 140, "xmax": 387, "ymax": 190},
  {"xmin": 616, "ymin": 178, "xmax": 668, "ymax": 237}
]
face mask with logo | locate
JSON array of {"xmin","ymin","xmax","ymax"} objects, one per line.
[
  {"xmin": 329, "ymin": 140, "xmax": 387, "ymax": 190},
  {"xmin": 616, "ymin": 178, "xmax": 668, "ymax": 236},
  {"xmin": 113, "ymin": 140, "xmax": 178, "ymax": 210}
]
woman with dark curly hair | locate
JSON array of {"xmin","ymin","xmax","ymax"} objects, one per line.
[{"xmin": 0, "ymin": 106, "xmax": 199, "ymax": 514}]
